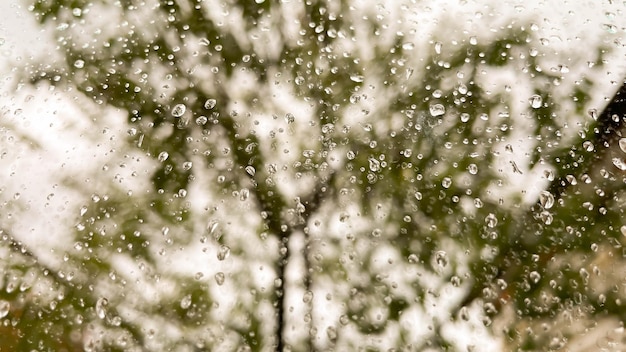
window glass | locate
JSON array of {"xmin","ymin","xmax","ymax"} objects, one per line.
[{"xmin": 1, "ymin": 1, "xmax": 626, "ymax": 351}]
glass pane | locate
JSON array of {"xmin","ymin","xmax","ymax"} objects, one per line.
[{"xmin": 1, "ymin": 0, "xmax": 625, "ymax": 351}]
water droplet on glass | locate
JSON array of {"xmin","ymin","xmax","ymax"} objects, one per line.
[
  {"xmin": 441, "ymin": 177, "xmax": 452, "ymax": 189},
  {"xmin": 74, "ymin": 59, "xmax": 85, "ymax": 69},
  {"xmin": 302, "ymin": 290, "xmax": 314, "ymax": 303},
  {"xmin": 540, "ymin": 211, "xmax": 553, "ymax": 225},
  {"xmin": 434, "ymin": 251, "xmax": 448, "ymax": 268},
  {"xmin": 0, "ymin": 300, "xmax": 10, "ymax": 318},
  {"xmin": 402, "ymin": 42, "xmax": 415, "ymax": 50},
  {"xmin": 204, "ymin": 99, "xmax": 217, "ymax": 109},
  {"xmin": 171, "ymin": 104, "xmax": 186, "ymax": 117},
  {"xmin": 245, "ymin": 165, "xmax": 256, "ymax": 176},
  {"xmin": 349, "ymin": 74, "xmax": 364, "ymax": 82},
  {"xmin": 460, "ymin": 113, "xmax": 470, "ymax": 123},
  {"xmin": 612, "ymin": 158, "xmax": 626, "ymax": 171},
  {"xmin": 485, "ymin": 213, "xmax": 497, "ymax": 228},
  {"xmin": 285, "ymin": 113, "xmax": 295, "ymax": 124},
  {"xmin": 529, "ymin": 94, "xmax": 542, "ymax": 109},
  {"xmin": 368, "ymin": 158, "xmax": 381, "ymax": 172},
  {"xmin": 180, "ymin": 294, "xmax": 192, "ymax": 309},
  {"xmin": 539, "ymin": 191, "xmax": 555, "ymax": 209},
  {"xmin": 217, "ymin": 245, "xmax": 230, "ymax": 261},
  {"xmin": 529, "ymin": 271, "xmax": 541, "ymax": 284},
  {"xmin": 371, "ymin": 228, "xmax": 382, "ymax": 237},
  {"xmin": 588, "ymin": 108, "xmax": 598, "ymax": 120},
  {"xmin": 434, "ymin": 41, "xmax": 442, "ymax": 54},
  {"xmin": 158, "ymin": 151, "xmax": 169, "ymax": 162},
  {"xmin": 429, "ymin": 103, "xmax": 445, "ymax": 117},
  {"xmin": 619, "ymin": 138, "xmax": 626, "ymax": 153},
  {"xmin": 468, "ymin": 164, "xmax": 478, "ymax": 175},
  {"xmin": 182, "ymin": 161, "xmax": 193, "ymax": 171},
  {"xmin": 326, "ymin": 326, "xmax": 337, "ymax": 341},
  {"xmin": 408, "ymin": 254, "xmax": 419, "ymax": 264},
  {"xmin": 214, "ymin": 272, "xmax": 225, "ymax": 285},
  {"xmin": 96, "ymin": 297, "xmax": 108, "ymax": 319}
]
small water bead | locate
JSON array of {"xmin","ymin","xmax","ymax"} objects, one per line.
[
  {"xmin": 539, "ymin": 191, "xmax": 555, "ymax": 209},
  {"xmin": 619, "ymin": 138, "xmax": 626, "ymax": 153},
  {"xmin": 529, "ymin": 94, "xmax": 542, "ymax": 109},
  {"xmin": 180, "ymin": 294, "xmax": 192, "ymax": 309},
  {"xmin": 158, "ymin": 151, "xmax": 169, "ymax": 162},
  {"xmin": 214, "ymin": 272, "xmax": 225, "ymax": 285},
  {"xmin": 429, "ymin": 103, "xmax": 445, "ymax": 117},
  {"xmin": 171, "ymin": 104, "xmax": 186, "ymax": 117},
  {"xmin": 485, "ymin": 213, "xmax": 497, "ymax": 228}
]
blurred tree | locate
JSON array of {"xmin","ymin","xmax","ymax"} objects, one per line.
[{"xmin": 2, "ymin": 0, "xmax": 626, "ymax": 351}]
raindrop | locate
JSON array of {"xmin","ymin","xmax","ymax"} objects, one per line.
[
  {"xmin": 408, "ymin": 254, "xmax": 419, "ymax": 264},
  {"xmin": 157, "ymin": 151, "xmax": 169, "ymax": 162},
  {"xmin": 434, "ymin": 251, "xmax": 448, "ymax": 268},
  {"xmin": 196, "ymin": 116, "xmax": 208, "ymax": 125},
  {"xmin": 204, "ymin": 99, "xmax": 217, "ymax": 109},
  {"xmin": 180, "ymin": 294, "xmax": 192, "ymax": 309},
  {"xmin": 460, "ymin": 113, "xmax": 470, "ymax": 123},
  {"xmin": 368, "ymin": 158, "xmax": 381, "ymax": 172},
  {"xmin": 434, "ymin": 41, "xmax": 442, "ymax": 54},
  {"xmin": 460, "ymin": 306, "xmax": 469, "ymax": 321},
  {"xmin": 539, "ymin": 191, "xmax": 555, "ymax": 209},
  {"xmin": 326, "ymin": 326, "xmax": 338, "ymax": 341},
  {"xmin": 171, "ymin": 104, "xmax": 186, "ymax": 117},
  {"xmin": 441, "ymin": 177, "xmax": 452, "ymax": 189},
  {"xmin": 402, "ymin": 42, "xmax": 415, "ymax": 50},
  {"xmin": 371, "ymin": 228, "xmax": 382, "ymax": 237},
  {"xmin": 528, "ymin": 94, "xmax": 542, "ymax": 109},
  {"xmin": 0, "ymin": 300, "xmax": 10, "ymax": 318},
  {"xmin": 74, "ymin": 59, "xmax": 85, "ymax": 69},
  {"xmin": 285, "ymin": 113, "xmax": 295, "ymax": 124},
  {"xmin": 529, "ymin": 271, "xmax": 541, "ymax": 284},
  {"xmin": 485, "ymin": 213, "xmax": 497, "ymax": 228},
  {"xmin": 588, "ymin": 108, "xmax": 598, "ymax": 120},
  {"xmin": 612, "ymin": 158, "xmax": 626, "ymax": 171},
  {"xmin": 467, "ymin": 164, "xmax": 478, "ymax": 175},
  {"xmin": 182, "ymin": 161, "xmax": 193, "ymax": 171},
  {"xmin": 302, "ymin": 290, "xmax": 314, "ymax": 303},
  {"xmin": 215, "ymin": 272, "xmax": 225, "ymax": 285},
  {"xmin": 245, "ymin": 165, "xmax": 256, "ymax": 176},
  {"xmin": 619, "ymin": 138, "xmax": 626, "ymax": 153},
  {"xmin": 96, "ymin": 297, "xmax": 108, "ymax": 319},
  {"xmin": 540, "ymin": 211, "xmax": 553, "ymax": 225},
  {"xmin": 349, "ymin": 74, "xmax": 364, "ymax": 82},
  {"xmin": 429, "ymin": 103, "xmax": 445, "ymax": 117},
  {"xmin": 217, "ymin": 245, "xmax": 231, "ymax": 260}
]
